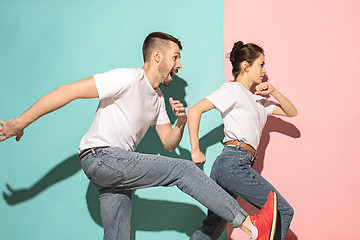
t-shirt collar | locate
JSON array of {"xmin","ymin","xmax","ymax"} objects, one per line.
[{"xmin": 140, "ymin": 68, "xmax": 157, "ymax": 95}]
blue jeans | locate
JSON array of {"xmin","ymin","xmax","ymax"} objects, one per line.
[
  {"xmin": 190, "ymin": 145, "xmax": 294, "ymax": 240},
  {"xmin": 79, "ymin": 147, "xmax": 248, "ymax": 240}
]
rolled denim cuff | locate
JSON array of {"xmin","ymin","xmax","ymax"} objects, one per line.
[{"xmin": 231, "ymin": 212, "xmax": 247, "ymax": 228}]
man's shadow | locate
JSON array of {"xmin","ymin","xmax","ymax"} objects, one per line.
[
  {"xmin": 2, "ymin": 75, "xmax": 299, "ymax": 239},
  {"xmin": 2, "ymin": 76, "xmax": 213, "ymax": 239}
]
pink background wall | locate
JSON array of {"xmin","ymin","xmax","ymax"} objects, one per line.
[{"xmin": 224, "ymin": 0, "xmax": 360, "ymax": 239}]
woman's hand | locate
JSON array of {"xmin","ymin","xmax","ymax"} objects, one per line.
[{"xmin": 255, "ymin": 82, "xmax": 275, "ymax": 95}]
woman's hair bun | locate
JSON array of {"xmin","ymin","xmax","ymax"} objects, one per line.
[
  {"xmin": 233, "ymin": 41, "xmax": 244, "ymax": 49},
  {"xmin": 230, "ymin": 41, "xmax": 244, "ymax": 63}
]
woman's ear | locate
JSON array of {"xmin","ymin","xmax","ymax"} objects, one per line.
[{"xmin": 241, "ymin": 61, "xmax": 249, "ymax": 72}]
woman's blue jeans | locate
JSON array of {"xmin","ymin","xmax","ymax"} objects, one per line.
[
  {"xmin": 79, "ymin": 147, "xmax": 248, "ymax": 240},
  {"xmin": 190, "ymin": 145, "xmax": 294, "ymax": 240}
]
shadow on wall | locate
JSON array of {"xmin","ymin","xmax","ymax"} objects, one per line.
[
  {"xmin": 2, "ymin": 75, "xmax": 300, "ymax": 239},
  {"xmin": 2, "ymin": 76, "xmax": 216, "ymax": 239}
]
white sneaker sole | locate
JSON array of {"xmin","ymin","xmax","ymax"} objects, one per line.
[{"xmin": 269, "ymin": 192, "xmax": 277, "ymax": 240}]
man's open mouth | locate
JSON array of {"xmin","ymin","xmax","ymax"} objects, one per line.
[{"xmin": 170, "ymin": 69, "xmax": 178, "ymax": 76}]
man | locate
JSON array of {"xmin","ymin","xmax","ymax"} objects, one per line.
[{"xmin": 0, "ymin": 32, "xmax": 277, "ymax": 240}]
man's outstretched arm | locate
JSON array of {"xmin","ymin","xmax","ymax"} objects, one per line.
[{"xmin": 0, "ymin": 77, "xmax": 98, "ymax": 141}]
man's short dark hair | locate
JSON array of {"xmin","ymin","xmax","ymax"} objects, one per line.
[{"xmin": 142, "ymin": 32, "xmax": 182, "ymax": 62}]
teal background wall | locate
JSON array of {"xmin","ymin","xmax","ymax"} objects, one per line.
[{"xmin": 0, "ymin": 0, "xmax": 226, "ymax": 239}]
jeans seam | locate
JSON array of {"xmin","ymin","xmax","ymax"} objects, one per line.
[
  {"xmin": 104, "ymin": 151, "xmax": 130, "ymax": 161},
  {"xmin": 141, "ymin": 156, "xmax": 241, "ymax": 212},
  {"xmin": 117, "ymin": 194, "xmax": 124, "ymax": 240},
  {"xmin": 182, "ymin": 160, "xmax": 241, "ymax": 213},
  {"xmin": 245, "ymin": 167, "xmax": 267, "ymax": 189}
]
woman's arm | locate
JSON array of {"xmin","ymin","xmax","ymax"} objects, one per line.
[
  {"xmin": 188, "ymin": 98, "xmax": 215, "ymax": 164},
  {"xmin": 255, "ymin": 82, "xmax": 297, "ymax": 117}
]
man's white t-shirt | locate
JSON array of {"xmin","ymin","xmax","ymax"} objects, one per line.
[
  {"xmin": 206, "ymin": 82, "xmax": 276, "ymax": 150},
  {"xmin": 78, "ymin": 68, "xmax": 170, "ymax": 152}
]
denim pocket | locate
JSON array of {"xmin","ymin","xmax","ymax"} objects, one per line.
[
  {"xmin": 81, "ymin": 153, "xmax": 101, "ymax": 178},
  {"xmin": 214, "ymin": 155, "xmax": 236, "ymax": 182},
  {"xmin": 89, "ymin": 160, "xmax": 125, "ymax": 187}
]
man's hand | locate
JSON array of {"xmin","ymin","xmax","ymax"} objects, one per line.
[
  {"xmin": 0, "ymin": 119, "xmax": 25, "ymax": 141},
  {"xmin": 191, "ymin": 149, "xmax": 206, "ymax": 164},
  {"xmin": 255, "ymin": 82, "xmax": 275, "ymax": 95},
  {"xmin": 169, "ymin": 97, "xmax": 187, "ymax": 125},
  {"xmin": 0, "ymin": 77, "xmax": 98, "ymax": 143},
  {"xmin": 155, "ymin": 97, "xmax": 187, "ymax": 152}
]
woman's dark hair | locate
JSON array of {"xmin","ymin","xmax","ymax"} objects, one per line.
[
  {"xmin": 229, "ymin": 41, "xmax": 264, "ymax": 79},
  {"xmin": 142, "ymin": 32, "xmax": 182, "ymax": 62}
]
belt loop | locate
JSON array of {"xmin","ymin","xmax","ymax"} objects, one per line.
[
  {"xmin": 251, "ymin": 151, "xmax": 257, "ymax": 167},
  {"xmin": 91, "ymin": 148, "xmax": 96, "ymax": 156},
  {"xmin": 235, "ymin": 140, "xmax": 243, "ymax": 150}
]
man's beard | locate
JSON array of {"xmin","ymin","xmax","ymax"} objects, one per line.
[{"xmin": 159, "ymin": 62, "xmax": 173, "ymax": 87}]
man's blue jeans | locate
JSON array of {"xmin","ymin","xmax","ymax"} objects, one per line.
[
  {"xmin": 190, "ymin": 145, "xmax": 294, "ymax": 240},
  {"xmin": 79, "ymin": 147, "xmax": 248, "ymax": 240}
]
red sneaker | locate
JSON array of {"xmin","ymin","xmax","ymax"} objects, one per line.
[{"xmin": 250, "ymin": 191, "xmax": 277, "ymax": 240}]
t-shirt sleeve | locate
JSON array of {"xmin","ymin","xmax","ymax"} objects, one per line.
[
  {"xmin": 263, "ymin": 98, "xmax": 277, "ymax": 115},
  {"xmin": 93, "ymin": 68, "xmax": 132, "ymax": 100},
  {"xmin": 153, "ymin": 90, "xmax": 170, "ymax": 126},
  {"xmin": 206, "ymin": 84, "xmax": 236, "ymax": 113}
]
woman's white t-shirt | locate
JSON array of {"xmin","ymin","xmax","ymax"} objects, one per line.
[
  {"xmin": 78, "ymin": 68, "xmax": 170, "ymax": 152},
  {"xmin": 206, "ymin": 82, "xmax": 276, "ymax": 150}
]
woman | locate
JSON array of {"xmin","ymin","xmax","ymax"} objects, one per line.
[{"xmin": 188, "ymin": 41, "xmax": 296, "ymax": 240}]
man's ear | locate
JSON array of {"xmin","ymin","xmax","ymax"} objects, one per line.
[{"xmin": 153, "ymin": 50, "xmax": 162, "ymax": 63}]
